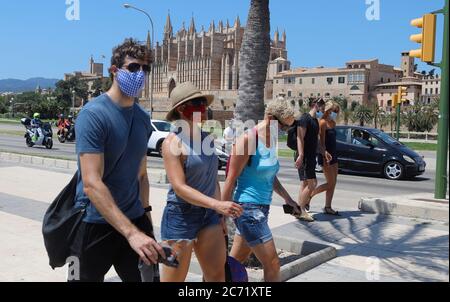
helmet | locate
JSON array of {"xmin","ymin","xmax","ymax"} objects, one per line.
[
  {"xmin": 59, "ymin": 114, "xmax": 64, "ymax": 119},
  {"xmin": 33, "ymin": 113, "xmax": 40, "ymax": 119},
  {"xmin": 68, "ymin": 115, "xmax": 73, "ymax": 120}
]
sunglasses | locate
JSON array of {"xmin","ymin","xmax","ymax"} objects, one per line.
[
  {"xmin": 273, "ymin": 116, "xmax": 293, "ymax": 128},
  {"xmin": 186, "ymin": 98, "xmax": 207, "ymax": 107},
  {"xmin": 123, "ymin": 63, "xmax": 151, "ymax": 73}
]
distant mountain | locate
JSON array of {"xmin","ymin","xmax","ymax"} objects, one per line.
[{"xmin": 0, "ymin": 77, "xmax": 60, "ymax": 93}]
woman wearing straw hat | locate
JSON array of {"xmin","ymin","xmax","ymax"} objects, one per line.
[
  {"xmin": 160, "ymin": 82, "xmax": 243, "ymax": 282},
  {"xmin": 310, "ymin": 101, "xmax": 341, "ymax": 215}
]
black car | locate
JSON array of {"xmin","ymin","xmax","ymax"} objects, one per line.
[{"xmin": 334, "ymin": 126, "xmax": 426, "ymax": 180}]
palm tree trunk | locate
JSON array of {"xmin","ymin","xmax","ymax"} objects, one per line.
[{"xmin": 234, "ymin": 0, "xmax": 270, "ymax": 124}]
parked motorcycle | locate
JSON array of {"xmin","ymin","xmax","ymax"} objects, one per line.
[{"xmin": 21, "ymin": 118, "xmax": 53, "ymax": 149}]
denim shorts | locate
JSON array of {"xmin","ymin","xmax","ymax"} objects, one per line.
[
  {"xmin": 160, "ymin": 202, "xmax": 221, "ymax": 241},
  {"xmin": 234, "ymin": 203, "xmax": 272, "ymax": 247}
]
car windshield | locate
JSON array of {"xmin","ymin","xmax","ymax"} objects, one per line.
[
  {"xmin": 153, "ymin": 122, "xmax": 173, "ymax": 132},
  {"xmin": 373, "ymin": 130, "xmax": 400, "ymax": 145}
]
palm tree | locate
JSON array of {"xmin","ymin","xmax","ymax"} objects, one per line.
[
  {"xmin": 371, "ymin": 102, "xmax": 381, "ymax": 129},
  {"xmin": 333, "ymin": 96, "xmax": 352, "ymax": 125},
  {"xmin": 234, "ymin": 0, "xmax": 271, "ymax": 124},
  {"xmin": 401, "ymin": 103, "xmax": 438, "ymax": 132},
  {"xmin": 352, "ymin": 104, "xmax": 374, "ymax": 127},
  {"xmin": 428, "ymin": 68, "xmax": 436, "ymax": 77},
  {"xmin": 378, "ymin": 110, "xmax": 391, "ymax": 130}
]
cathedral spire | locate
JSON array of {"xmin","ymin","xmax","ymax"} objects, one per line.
[
  {"xmin": 164, "ymin": 11, "xmax": 173, "ymax": 38},
  {"xmin": 234, "ymin": 15, "xmax": 241, "ymax": 28},
  {"xmin": 282, "ymin": 29, "xmax": 286, "ymax": 43},
  {"xmin": 189, "ymin": 14, "xmax": 196, "ymax": 36},
  {"xmin": 146, "ymin": 30, "xmax": 151, "ymax": 50},
  {"xmin": 209, "ymin": 20, "xmax": 215, "ymax": 33},
  {"xmin": 274, "ymin": 28, "xmax": 279, "ymax": 44}
]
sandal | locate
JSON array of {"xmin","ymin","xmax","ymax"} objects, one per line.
[
  {"xmin": 298, "ymin": 212, "xmax": 315, "ymax": 222},
  {"xmin": 305, "ymin": 204, "xmax": 310, "ymax": 213},
  {"xmin": 324, "ymin": 207, "xmax": 340, "ymax": 216}
]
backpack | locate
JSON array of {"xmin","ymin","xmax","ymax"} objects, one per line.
[{"xmin": 287, "ymin": 120, "xmax": 298, "ymax": 151}]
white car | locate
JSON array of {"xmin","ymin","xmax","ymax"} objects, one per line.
[{"xmin": 147, "ymin": 120, "xmax": 173, "ymax": 156}]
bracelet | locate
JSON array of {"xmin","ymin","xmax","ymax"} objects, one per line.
[{"xmin": 144, "ymin": 206, "xmax": 152, "ymax": 213}]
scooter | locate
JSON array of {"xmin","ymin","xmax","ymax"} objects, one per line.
[
  {"xmin": 57, "ymin": 123, "xmax": 75, "ymax": 143},
  {"xmin": 21, "ymin": 118, "xmax": 53, "ymax": 149}
]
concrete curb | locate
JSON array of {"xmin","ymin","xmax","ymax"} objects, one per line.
[
  {"xmin": 0, "ymin": 151, "xmax": 170, "ymax": 185},
  {"xmin": 188, "ymin": 235, "xmax": 337, "ymax": 282},
  {"xmin": 359, "ymin": 195, "xmax": 449, "ymax": 223}
]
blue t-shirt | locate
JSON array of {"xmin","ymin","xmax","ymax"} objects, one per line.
[{"xmin": 74, "ymin": 94, "xmax": 152, "ymax": 224}]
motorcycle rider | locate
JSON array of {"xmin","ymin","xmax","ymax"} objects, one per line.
[
  {"xmin": 31, "ymin": 113, "xmax": 43, "ymax": 142},
  {"xmin": 57, "ymin": 114, "xmax": 70, "ymax": 137}
]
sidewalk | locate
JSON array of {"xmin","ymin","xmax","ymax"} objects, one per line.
[{"xmin": 0, "ymin": 161, "xmax": 448, "ymax": 282}]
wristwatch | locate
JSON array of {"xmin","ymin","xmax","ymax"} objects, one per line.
[{"xmin": 144, "ymin": 206, "xmax": 153, "ymax": 213}]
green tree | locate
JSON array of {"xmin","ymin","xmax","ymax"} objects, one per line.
[
  {"xmin": 54, "ymin": 77, "xmax": 89, "ymax": 108},
  {"xmin": 401, "ymin": 102, "xmax": 438, "ymax": 132},
  {"xmin": 0, "ymin": 95, "xmax": 8, "ymax": 114},
  {"xmin": 333, "ymin": 97, "xmax": 354, "ymax": 125},
  {"xmin": 352, "ymin": 104, "xmax": 374, "ymax": 127},
  {"xmin": 235, "ymin": 0, "xmax": 270, "ymax": 123},
  {"xmin": 91, "ymin": 77, "xmax": 112, "ymax": 98},
  {"xmin": 371, "ymin": 103, "xmax": 382, "ymax": 129},
  {"xmin": 377, "ymin": 110, "xmax": 391, "ymax": 130}
]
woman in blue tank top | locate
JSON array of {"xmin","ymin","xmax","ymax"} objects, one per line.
[
  {"xmin": 160, "ymin": 82, "xmax": 243, "ymax": 282},
  {"xmin": 222, "ymin": 99, "xmax": 300, "ymax": 282}
]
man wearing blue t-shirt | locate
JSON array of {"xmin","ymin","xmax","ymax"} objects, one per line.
[{"xmin": 69, "ymin": 38, "xmax": 165, "ymax": 282}]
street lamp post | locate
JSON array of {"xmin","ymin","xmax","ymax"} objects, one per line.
[
  {"xmin": 10, "ymin": 98, "xmax": 14, "ymax": 118},
  {"xmin": 71, "ymin": 90, "xmax": 76, "ymax": 115},
  {"xmin": 123, "ymin": 3, "xmax": 155, "ymax": 116}
]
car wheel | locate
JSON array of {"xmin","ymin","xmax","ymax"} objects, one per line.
[
  {"xmin": 157, "ymin": 140, "xmax": 164, "ymax": 157},
  {"xmin": 384, "ymin": 161, "xmax": 404, "ymax": 180}
]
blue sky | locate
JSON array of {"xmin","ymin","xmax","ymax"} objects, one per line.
[{"xmin": 0, "ymin": 0, "xmax": 444, "ymax": 80}]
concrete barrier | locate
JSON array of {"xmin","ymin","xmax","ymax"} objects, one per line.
[
  {"xmin": 188, "ymin": 235, "xmax": 337, "ymax": 282},
  {"xmin": 359, "ymin": 193, "xmax": 449, "ymax": 223},
  {"xmin": 0, "ymin": 151, "xmax": 170, "ymax": 185}
]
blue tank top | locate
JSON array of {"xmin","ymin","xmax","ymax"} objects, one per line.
[
  {"xmin": 166, "ymin": 130, "xmax": 218, "ymax": 204},
  {"xmin": 233, "ymin": 131, "xmax": 280, "ymax": 205}
]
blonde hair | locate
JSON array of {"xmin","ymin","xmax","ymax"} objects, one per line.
[{"xmin": 265, "ymin": 98, "xmax": 295, "ymax": 120}]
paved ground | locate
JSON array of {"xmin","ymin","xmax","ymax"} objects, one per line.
[{"xmin": 0, "ymin": 160, "xmax": 448, "ymax": 282}]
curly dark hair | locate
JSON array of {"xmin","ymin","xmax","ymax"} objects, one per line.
[{"xmin": 110, "ymin": 38, "xmax": 152, "ymax": 73}]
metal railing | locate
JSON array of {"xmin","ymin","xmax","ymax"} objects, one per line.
[{"xmin": 384, "ymin": 131, "xmax": 438, "ymax": 141}]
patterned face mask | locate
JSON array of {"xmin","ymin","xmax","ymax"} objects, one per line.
[{"xmin": 117, "ymin": 69, "xmax": 146, "ymax": 98}]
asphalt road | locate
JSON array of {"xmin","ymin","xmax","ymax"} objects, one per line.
[{"xmin": 2, "ymin": 123, "xmax": 445, "ymax": 210}]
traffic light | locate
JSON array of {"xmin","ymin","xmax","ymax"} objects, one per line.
[
  {"xmin": 398, "ymin": 86, "xmax": 408, "ymax": 105},
  {"xmin": 409, "ymin": 14, "xmax": 437, "ymax": 63},
  {"xmin": 392, "ymin": 93, "xmax": 399, "ymax": 108}
]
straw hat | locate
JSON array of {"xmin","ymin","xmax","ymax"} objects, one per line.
[{"xmin": 166, "ymin": 82, "xmax": 214, "ymax": 121}]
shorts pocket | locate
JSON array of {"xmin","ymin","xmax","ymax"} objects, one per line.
[
  {"xmin": 167, "ymin": 202, "xmax": 193, "ymax": 214},
  {"xmin": 245, "ymin": 208, "xmax": 268, "ymax": 225}
]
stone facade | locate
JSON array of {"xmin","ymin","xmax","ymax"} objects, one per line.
[
  {"xmin": 421, "ymin": 75, "xmax": 441, "ymax": 104},
  {"xmin": 64, "ymin": 56, "xmax": 106, "ymax": 107},
  {"xmin": 144, "ymin": 14, "xmax": 290, "ymax": 120},
  {"xmin": 273, "ymin": 58, "xmax": 403, "ymax": 106}
]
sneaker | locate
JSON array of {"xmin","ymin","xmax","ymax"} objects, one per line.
[{"xmin": 298, "ymin": 212, "xmax": 314, "ymax": 222}]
